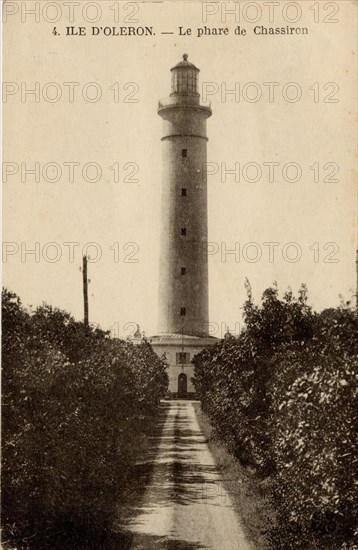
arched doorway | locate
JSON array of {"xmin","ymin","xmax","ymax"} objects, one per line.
[{"xmin": 178, "ymin": 373, "xmax": 188, "ymax": 399}]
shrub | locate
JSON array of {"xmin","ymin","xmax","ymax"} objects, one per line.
[
  {"xmin": 193, "ymin": 283, "xmax": 358, "ymax": 549},
  {"xmin": 270, "ymin": 348, "xmax": 358, "ymax": 549},
  {"xmin": 1, "ymin": 289, "xmax": 168, "ymax": 548}
]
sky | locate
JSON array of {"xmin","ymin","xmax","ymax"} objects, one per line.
[{"xmin": 3, "ymin": 1, "xmax": 357, "ymax": 338}]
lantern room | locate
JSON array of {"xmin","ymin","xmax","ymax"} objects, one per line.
[{"xmin": 170, "ymin": 54, "xmax": 199, "ymax": 95}]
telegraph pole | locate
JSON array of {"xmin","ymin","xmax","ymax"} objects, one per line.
[
  {"xmin": 356, "ymin": 249, "xmax": 358, "ymax": 310},
  {"xmin": 83, "ymin": 255, "xmax": 89, "ymax": 326}
]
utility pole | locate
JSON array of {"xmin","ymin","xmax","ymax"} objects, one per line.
[
  {"xmin": 356, "ymin": 249, "xmax": 358, "ymax": 310},
  {"xmin": 83, "ymin": 255, "xmax": 89, "ymax": 326}
]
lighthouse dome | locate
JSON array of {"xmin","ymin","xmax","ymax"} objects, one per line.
[{"xmin": 171, "ymin": 54, "xmax": 199, "ymax": 72}]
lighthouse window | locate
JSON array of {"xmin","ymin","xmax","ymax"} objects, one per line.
[
  {"xmin": 187, "ymin": 70, "xmax": 197, "ymax": 93},
  {"xmin": 179, "ymin": 71, "xmax": 188, "ymax": 92},
  {"xmin": 181, "ymin": 188, "xmax": 187, "ymax": 196},
  {"xmin": 180, "ymin": 307, "xmax": 186, "ymax": 316},
  {"xmin": 181, "ymin": 228, "xmax": 187, "ymax": 236},
  {"xmin": 181, "ymin": 149, "xmax": 187, "ymax": 158},
  {"xmin": 181, "ymin": 267, "xmax": 186, "ymax": 275},
  {"xmin": 176, "ymin": 352, "xmax": 190, "ymax": 364}
]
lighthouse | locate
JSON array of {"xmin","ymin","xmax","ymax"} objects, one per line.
[{"xmin": 151, "ymin": 55, "xmax": 218, "ymax": 398}]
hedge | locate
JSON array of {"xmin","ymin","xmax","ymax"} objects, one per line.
[
  {"xmin": 193, "ymin": 283, "xmax": 358, "ymax": 549},
  {"xmin": 2, "ymin": 289, "xmax": 168, "ymax": 549}
]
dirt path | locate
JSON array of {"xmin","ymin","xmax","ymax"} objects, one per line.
[{"xmin": 118, "ymin": 400, "xmax": 254, "ymax": 550}]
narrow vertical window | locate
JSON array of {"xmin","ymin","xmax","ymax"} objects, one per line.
[
  {"xmin": 181, "ymin": 267, "xmax": 186, "ymax": 275},
  {"xmin": 180, "ymin": 307, "xmax": 186, "ymax": 316},
  {"xmin": 176, "ymin": 352, "xmax": 190, "ymax": 364},
  {"xmin": 181, "ymin": 228, "xmax": 187, "ymax": 236},
  {"xmin": 181, "ymin": 188, "xmax": 187, "ymax": 197},
  {"xmin": 181, "ymin": 149, "xmax": 187, "ymax": 158}
]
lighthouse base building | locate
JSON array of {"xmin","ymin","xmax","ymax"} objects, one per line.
[
  {"xmin": 150, "ymin": 334, "xmax": 216, "ymax": 398},
  {"xmin": 149, "ymin": 54, "xmax": 218, "ymax": 398}
]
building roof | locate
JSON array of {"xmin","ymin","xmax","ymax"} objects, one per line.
[{"xmin": 149, "ymin": 333, "xmax": 219, "ymax": 345}]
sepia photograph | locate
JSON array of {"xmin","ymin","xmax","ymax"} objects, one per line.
[{"xmin": 2, "ymin": 1, "xmax": 358, "ymax": 549}]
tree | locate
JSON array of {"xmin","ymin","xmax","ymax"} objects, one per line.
[{"xmin": 2, "ymin": 289, "xmax": 168, "ymax": 549}]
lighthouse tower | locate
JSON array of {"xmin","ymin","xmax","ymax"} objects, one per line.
[
  {"xmin": 157, "ymin": 53, "xmax": 211, "ymax": 337},
  {"xmin": 151, "ymin": 55, "xmax": 217, "ymax": 398}
]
